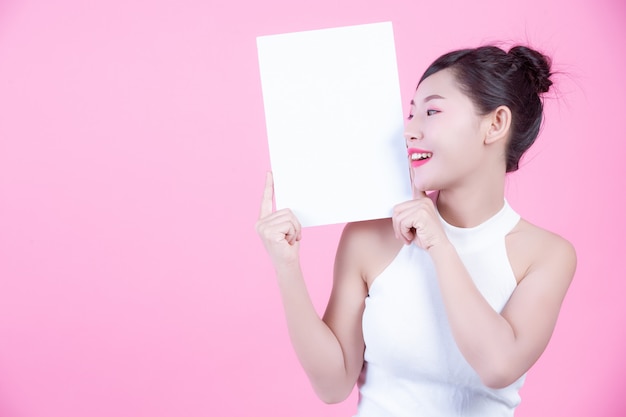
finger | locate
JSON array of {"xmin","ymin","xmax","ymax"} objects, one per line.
[
  {"xmin": 288, "ymin": 214, "xmax": 302, "ymax": 244},
  {"xmin": 268, "ymin": 218, "xmax": 298, "ymax": 245},
  {"xmin": 259, "ymin": 171, "xmax": 274, "ymax": 219},
  {"xmin": 400, "ymin": 221, "xmax": 416, "ymax": 245},
  {"xmin": 393, "ymin": 199, "xmax": 420, "ymax": 212},
  {"xmin": 393, "ymin": 209, "xmax": 415, "ymax": 245},
  {"xmin": 285, "ymin": 222, "xmax": 298, "ymax": 245},
  {"xmin": 261, "ymin": 209, "xmax": 302, "ymax": 245},
  {"xmin": 412, "ymin": 186, "xmax": 428, "ymax": 200},
  {"xmin": 392, "ymin": 204, "xmax": 407, "ymax": 241},
  {"xmin": 257, "ymin": 218, "xmax": 293, "ymax": 244},
  {"xmin": 413, "ymin": 234, "xmax": 425, "ymax": 250}
]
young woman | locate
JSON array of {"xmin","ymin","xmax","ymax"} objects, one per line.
[{"xmin": 256, "ymin": 45, "xmax": 576, "ymax": 416}]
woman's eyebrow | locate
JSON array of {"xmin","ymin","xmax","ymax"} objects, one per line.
[
  {"xmin": 424, "ymin": 94, "xmax": 445, "ymax": 102},
  {"xmin": 410, "ymin": 95, "xmax": 446, "ymax": 106}
]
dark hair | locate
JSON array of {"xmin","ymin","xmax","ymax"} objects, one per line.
[{"xmin": 419, "ymin": 45, "xmax": 553, "ymax": 172}]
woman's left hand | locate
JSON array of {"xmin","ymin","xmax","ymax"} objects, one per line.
[{"xmin": 392, "ymin": 192, "xmax": 449, "ymax": 251}]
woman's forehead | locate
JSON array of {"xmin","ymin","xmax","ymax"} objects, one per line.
[{"xmin": 414, "ymin": 69, "xmax": 463, "ymax": 102}]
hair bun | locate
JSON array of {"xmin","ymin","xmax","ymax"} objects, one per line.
[{"xmin": 508, "ymin": 46, "xmax": 553, "ymax": 94}]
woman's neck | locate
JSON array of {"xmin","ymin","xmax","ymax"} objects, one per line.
[{"xmin": 435, "ymin": 176, "xmax": 506, "ymax": 228}]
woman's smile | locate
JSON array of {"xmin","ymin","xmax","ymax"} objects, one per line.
[{"xmin": 408, "ymin": 148, "xmax": 433, "ymax": 167}]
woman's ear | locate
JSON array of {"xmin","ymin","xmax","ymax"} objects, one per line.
[{"xmin": 484, "ymin": 105, "xmax": 512, "ymax": 145}]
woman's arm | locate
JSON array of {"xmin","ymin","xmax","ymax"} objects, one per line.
[
  {"xmin": 429, "ymin": 228, "xmax": 576, "ymax": 388},
  {"xmin": 392, "ymin": 195, "xmax": 576, "ymax": 389},
  {"xmin": 272, "ymin": 225, "xmax": 368, "ymax": 403},
  {"xmin": 256, "ymin": 173, "xmax": 369, "ymax": 403}
]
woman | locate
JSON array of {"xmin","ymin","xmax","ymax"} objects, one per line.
[{"xmin": 256, "ymin": 45, "xmax": 576, "ymax": 416}]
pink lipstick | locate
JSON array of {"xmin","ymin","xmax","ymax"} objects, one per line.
[{"xmin": 408, "ymin": 147, "xmax": 433, "ymax": 168}]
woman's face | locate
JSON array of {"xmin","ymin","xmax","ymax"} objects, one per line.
[{"xmin": 405, "ymin": 68, "xmax": 492, "ymax": 193}]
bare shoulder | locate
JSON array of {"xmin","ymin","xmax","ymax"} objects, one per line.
[
  {"xmin": 338, "ymin": 218, "xmax": 403, "ymax": 288},
  {"xmin": 506, "ymin": 218, "xmax": 577, "ymax": 285}
]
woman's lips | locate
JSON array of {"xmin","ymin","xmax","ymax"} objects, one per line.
[{"xmin": 408, "ymin": 147, "xmax": 433, "ymax": 167}]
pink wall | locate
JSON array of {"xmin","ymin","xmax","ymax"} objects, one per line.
[{"xmin": 0, "ymin": 0, "xmax": 624, "ymax": 416}]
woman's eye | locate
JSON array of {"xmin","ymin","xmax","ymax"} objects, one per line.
[{"xmin": 426, "ymin": 109, "xmax": 439, "ymax": 116}]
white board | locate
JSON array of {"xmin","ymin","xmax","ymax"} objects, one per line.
[{"xmin": 257, "ymin": 21, "xmax": 411, "ymax": 227}]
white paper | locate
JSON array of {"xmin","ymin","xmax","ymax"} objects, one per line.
[{"xmin": 257, "ymin": 22, "xmax": 412, "ymax": 227}]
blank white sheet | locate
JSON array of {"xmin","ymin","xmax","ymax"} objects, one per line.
[{"xmin": 257, "ymin": 22, "xmax": 412, "ymax": 227}]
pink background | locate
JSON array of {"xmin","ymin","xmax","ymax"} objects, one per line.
[{"xmin": 0, "ymin": 0, "xmax": 624, "ymax": 416}]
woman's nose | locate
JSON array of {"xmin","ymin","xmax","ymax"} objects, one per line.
[
  {"xmin": 403, "ymin": 128, "xmax": 422, "ymax": 144},
  {"xmin": 403, "ymin": 117, "xmax": 422, "ymax": 143},
  {"xmin": 404, "ymin": 132, "xmax": 419, "ymax": 141}
]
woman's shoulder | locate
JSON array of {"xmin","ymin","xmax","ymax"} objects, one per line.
[
  {"xmin": 507, "ymin": 218, "xmax": 577, "ymax": 284},
  {"xmin": 343, "ymin": 217, "xmax": 394, "ymax": 240},
  {"xmin": 338, "ymin": 218, "xmax": 403, "ymax": 284},
  {"xmin": 340, "ymin": 217, "xmax": 398, "ymax": 256},
  {"xmin": 513, "ymin": 219, "xmax": 576, "ymax": 255}
]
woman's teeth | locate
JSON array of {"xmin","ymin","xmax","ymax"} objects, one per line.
[{"xmin": 411, "ymin": 152, "xmax": 432, "ymax": 161}]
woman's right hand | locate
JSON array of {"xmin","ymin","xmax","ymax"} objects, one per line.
[{"xmin": 255, "ymin": 172, "xmax": 302, "ymax": 268}]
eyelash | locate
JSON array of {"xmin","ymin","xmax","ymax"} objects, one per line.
[{"xmin": 407, "ymin": 109, "xmax": 439, "ymax": 120}]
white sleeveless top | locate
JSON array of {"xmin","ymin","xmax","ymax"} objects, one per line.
[{"xmin": 356, "ymin": 200, "xmax": 525, "ymax": 417}]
